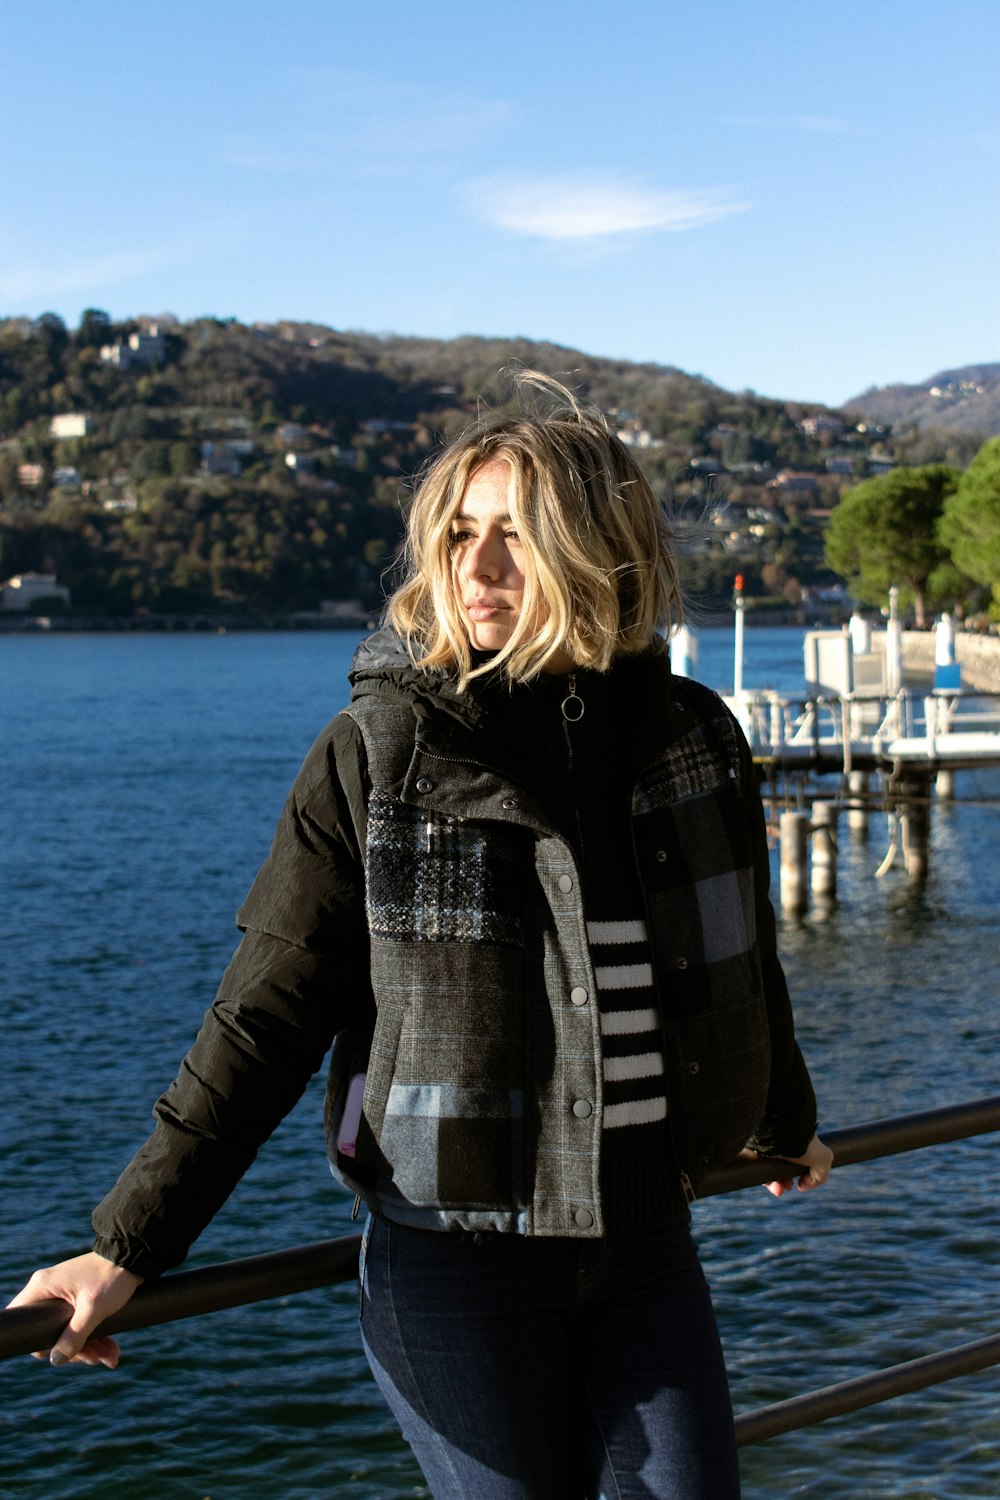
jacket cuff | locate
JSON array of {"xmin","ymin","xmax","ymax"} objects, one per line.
[{"xmin": 91, "ymin": 1235, "xmax": 167, "ymax": 1281}]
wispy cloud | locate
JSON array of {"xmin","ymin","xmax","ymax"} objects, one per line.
[
  {"xmin": 221, "ymin": 137, "xmax": 329, "ymax": 174},
  {"xmin": 0, "ymin": 222, "xmax": 251, "ymax": 303},
  {"xmin": 789, "ymin": 114, "xmax": 851, "ymax": 134},
  {"xmin": 0, "ymin": 248, "xmax": 178, "ymax": 302},
  {"xmin": 221, "ymin": 71, "xmax": 515, "ymax": 176},
  {"xmin": 469, "ymin": 174, "xmax": 750, "ymax": 242},
  {"xmin": 724, "ymin": 113, "xmax": 853, "ymax": 135}
]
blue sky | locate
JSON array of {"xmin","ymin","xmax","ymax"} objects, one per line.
[{"xmin": 1, "ymin": 0, "xmax": 998, "ymax": 406}]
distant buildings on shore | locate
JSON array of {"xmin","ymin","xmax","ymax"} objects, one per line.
[{"xmin": 1, "ymin": 571, "xmax": 71, "ymax": 611}]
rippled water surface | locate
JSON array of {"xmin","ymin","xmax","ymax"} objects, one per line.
[{"xmin": 2, "ymin": 628, "xmax": 998, "ymax": 1499}]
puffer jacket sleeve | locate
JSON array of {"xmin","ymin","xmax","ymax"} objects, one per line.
[
  {"xmin": 737, "ymin": 731, "xmax": 818, "ymax": 1159},
  {"xmin": 91, "ymin": 713, "xmax": 372, "ymax": 1279}
]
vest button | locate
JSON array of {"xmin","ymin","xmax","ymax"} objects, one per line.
[
  {"xmin": 655, "ymin": 849, "xmax": 668, "ymax": 863},
  {"xmin": 415, "ymin": 777, "xmax": 434, "ymax": 794},
  {"xmin": 570, "ymin": 986, "xmax": 588, "ymax": 1006},
  {"xmin": 558, "ymin": 874, "xmax": 573, "ymax": 893},
  {"xmin": 502, "ymin": 797, "xmax": 517, "ymax": 810},
  {"xmin": 677, "ymin": 957, "xmax": 689, "ymax": 969},
  {"xmin": 688, "ymin": 1061, "xmax": 701, "ymax": 1076},
  {"xmin": 574, "ymin": 1208, "xmax": 594, "ymax": 1229},
  {"xmin": 572, "ymin": 1099, "xmax": 593, "ymax": 1119}
]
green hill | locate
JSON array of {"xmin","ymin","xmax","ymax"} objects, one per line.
[{"xmin": 0, "ymin": 312, "xmax": 971, "ymax": 620}]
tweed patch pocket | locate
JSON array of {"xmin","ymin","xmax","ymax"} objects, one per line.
[
  {"xmin": 635, "ymin": 715, "xmax": 742, "ymax": 811},
  {"xmin": 366, "ymin": 789, "xmax": 526, "ymax": 945}
]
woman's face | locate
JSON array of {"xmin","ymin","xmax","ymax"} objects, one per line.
[{"xmin": 450, "ymin": 459, "xmax": 531, "ymax": 653}]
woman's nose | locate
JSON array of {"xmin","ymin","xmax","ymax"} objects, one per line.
[{"xmin": 465, "ymin": 536, "xmax": 501, "ymax": 579}]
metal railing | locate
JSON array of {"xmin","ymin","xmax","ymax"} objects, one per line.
[{"xmin": 3, "ymin": 1095, "xmax": 999, "ymax": 1448}]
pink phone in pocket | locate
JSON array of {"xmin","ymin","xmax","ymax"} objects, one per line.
[{"xmin": 336, "ymin": 1073, "xmax": 367, "ymax": 1158}]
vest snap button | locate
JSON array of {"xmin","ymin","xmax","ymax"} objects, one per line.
[
  {"xmin": 689, "ymin": 1061, "xmax": 701, "ymax": 1076},
  {"xmin": 572, "ymin": 1099, "xmax": 593, "ymax": 1119},
  {"xmin": 574, "ymin": 1208, "xmax": 594, "ymax": 1229},
  {"xmin": 415, "ymin": 777, "xmax": 434, "ymax": 794},
  {"xmin": 558, "ymin": 874, "xmax": 573, "ymax": 893}
]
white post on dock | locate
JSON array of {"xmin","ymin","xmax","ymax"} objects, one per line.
[
  {"xmin": 733, "ymin": 573, "xmax": 745, "ymax": 697},
  {"xmin": 886, "ymin": 585, "xmax": 903, "ymax": 696},
  {"xmin": 672, "ymin": 623, "xmax": 698, "ymax": 679},
  {"xmin": 848, "ymin": 613, "xmax": 871, "ymax": 657},
  {"xmin": 933, "ymin": 613, "xmax": 961, "ymax": 690}
]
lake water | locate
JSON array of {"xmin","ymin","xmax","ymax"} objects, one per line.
[{"xmin": 1, "ymin": 627, "xmax": 998, "ymax": 1499}]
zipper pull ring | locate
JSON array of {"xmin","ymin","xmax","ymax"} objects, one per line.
[{"xmin": 561, "ymin": 673, "xmax": 585, "ymax": 723}]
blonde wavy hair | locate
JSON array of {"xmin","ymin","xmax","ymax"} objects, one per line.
[{"xmin": 386, "ymin": 371, "xmax": 685, "ymax": 684}]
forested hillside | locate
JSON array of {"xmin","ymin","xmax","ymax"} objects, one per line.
[
  {"xmin": 846, "ymin": 364, "xmax": 1000, "ymax": 438},
  {"xmin": 1, "ymin": 311, "xmax": 986, "ymax": 620}
]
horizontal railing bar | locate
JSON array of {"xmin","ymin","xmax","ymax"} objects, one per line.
[
  {"xmin": 2, "ymin": 1095, "xmax": 998, "ymax": 1365},
  {"xmin": 700, "ymin": 1093, "xmax": 1000, "ymax": 1197},
  {"xmin": 0, "ymin": 1234, "xmax": 362, "ymax": 1362},
  {"xmin": 735, "ymin": 1332, "xmax": 1000, "ymax": 1446}
]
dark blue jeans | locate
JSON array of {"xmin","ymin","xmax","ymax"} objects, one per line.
[{"xmin": 359, "ymin": 1214, "xmax": 741, "ymax": 1499}]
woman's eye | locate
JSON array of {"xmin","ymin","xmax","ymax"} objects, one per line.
[{"xmin": 449, "ymin": 529, "xmax": 473, "ymax": 544}]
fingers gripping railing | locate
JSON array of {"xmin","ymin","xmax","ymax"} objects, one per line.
[{"xmin": 3, "ymin": 1096, "xmax": 1000, "ymax": 1447}]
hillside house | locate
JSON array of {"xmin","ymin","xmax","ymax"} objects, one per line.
[
  {"xmin": 200, "ymin": 441, "xmax": 243, "ymax": 477},
  {"xmin": 1, "ymin": 572, "xmax": 71, "ymax": 611},
  {"xmin": 616, "ymin": 425, "xmax": 658, "ymax": 449},
  {"xmin": 99, "ymin": 324, "xmax": 166, "ymax": 370},
  {"xmin": 50, "ymin": 413, "xmax": 95, "ymax": 440},
  {"xmin": 767, "ymin": 469, "xmax": 819, "ymax": 496},
  {"xmin": 799, "ymin": 415, "xmax": 845, "ymax": 440}
]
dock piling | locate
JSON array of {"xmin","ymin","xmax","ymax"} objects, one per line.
[
  {"xmin": 780, "ymin": 810, "xmax": 810, "ymax": 916},
  {"xmin": 896, "ymin": 773, "xmax": 932, "ymax": 881},
  {"xmin": 847, "ymin": 771, "xmax": 869, "ymax": 836},
  {"xmin": 811, "ymin": 801, "xmax": 838, "ymax": 902}
]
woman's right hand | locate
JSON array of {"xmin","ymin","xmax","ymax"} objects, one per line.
[{"xmin": 6, "ymin": 1251, "xmax": 143, "ymax": 1368}]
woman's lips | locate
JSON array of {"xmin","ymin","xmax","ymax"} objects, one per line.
[{"xmin": 465, "ymin": 600, "xmax": 510, "ymax": 620}]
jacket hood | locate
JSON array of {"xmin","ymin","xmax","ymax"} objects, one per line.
[
  {"xmin": 348, "ymin": 627, "xmax": 683, "ymax": 749},
  {"xmin": 348, "ymin": 628, "xmax": 485, "ymax": 730}
]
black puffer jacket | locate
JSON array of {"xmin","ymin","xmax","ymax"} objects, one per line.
[{"xmin": 92, "ymin": 633, "xmax": 816, "ymax": 1277}]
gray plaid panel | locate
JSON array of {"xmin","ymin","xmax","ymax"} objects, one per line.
[
  {"xmin": 667, "ymin": 994, "xmax": 771, "ymax": 1165},
  {"xmin": 695, "ymin": 869, "xmax": 754, "ymax": 963},
  {"xmin": 366, "ymin": 789, "xmax": 526, "ymax": 945},
  {"xmin": 377, "ymin": 1087, "xmax": 527, "ymax": 1206},
  {"xmin": 634, "ymin": 715, "xmax": 741, "ymax": 812}
]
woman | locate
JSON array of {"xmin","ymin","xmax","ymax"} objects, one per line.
[{"xmin": 10, "ymin": 374, "xmax": 831, "ymax": 1499}]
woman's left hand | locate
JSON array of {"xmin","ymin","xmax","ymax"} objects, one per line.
[{"xmin": 742, "ymin": 1133, "xmax": 833, "ymax": 1198}]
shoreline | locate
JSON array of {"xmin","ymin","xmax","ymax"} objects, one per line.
[{"xmin": 3, "ymin": 611, "xmax": 998, "ymax": 691}]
